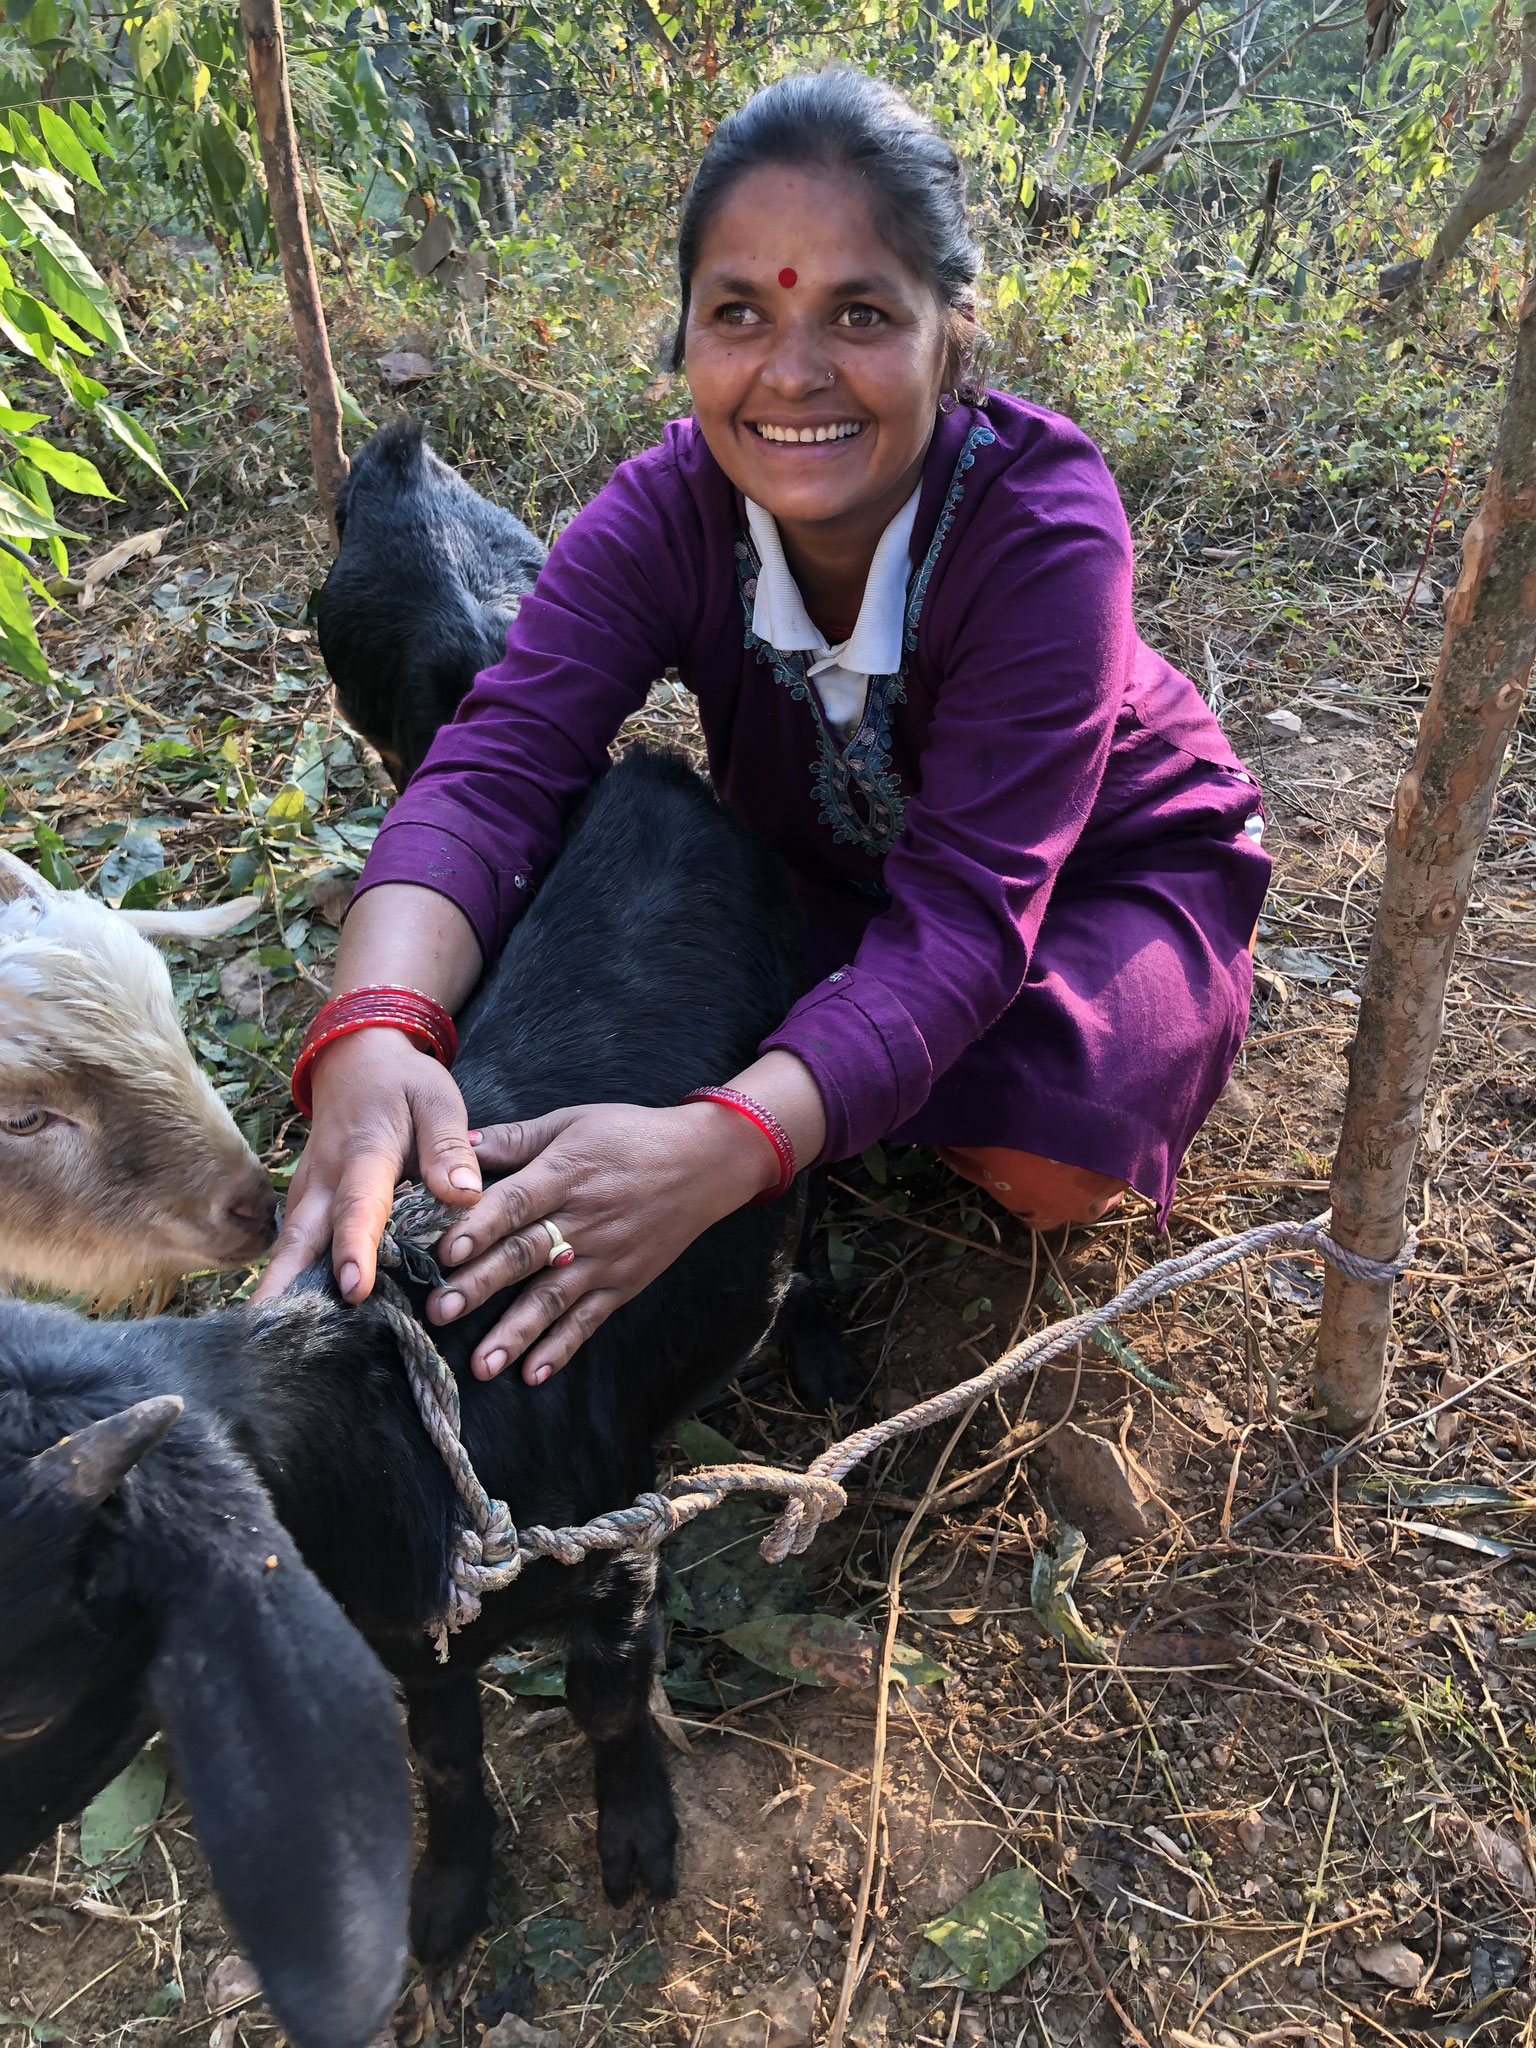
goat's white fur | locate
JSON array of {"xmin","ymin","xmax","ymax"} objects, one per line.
[{"xmin": 0, "ymin": 847, "xmax": 275, "ymax": 1301}]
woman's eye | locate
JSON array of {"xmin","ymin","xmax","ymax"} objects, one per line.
[
  {"xmin": 715, "ymin": 302, "xmax": 764, "ymax": 328},
  {"xmin": 835, "ymin": 304, "xmax": 885, "ymax": 330},
  {"xmin": 1, "ymin": 1110, "xmax": 51, "ymax": 1136}
]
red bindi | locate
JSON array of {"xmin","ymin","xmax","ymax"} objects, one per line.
[{"xmin": 777, "ymin": 267, "xmax": 797, "ymax": 289}]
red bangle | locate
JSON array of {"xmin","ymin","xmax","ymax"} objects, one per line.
[
  {"xmin": 291, "ymin": 985, "xmax": 458, "ymax": 1117},
  {"xmin": 682, "ymin": 1085, "xmax": 797, "ymax": 1204}
]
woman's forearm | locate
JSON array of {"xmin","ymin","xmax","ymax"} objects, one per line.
[
  {"xmin": 722, "ymin": 1049, "xmax": 829, "ymax": 1177},
  {"xmin": 335, "ymin": 884, "xmax": 484, "ymax": 1011}
]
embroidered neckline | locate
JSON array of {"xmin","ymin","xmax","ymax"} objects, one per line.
[{"xmin": 734, "ymin": 419, "xmax": 996, "ymax": 859}]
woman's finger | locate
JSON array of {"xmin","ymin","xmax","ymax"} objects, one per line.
[
  {"xmin": 427, "ymin": 1221, "xmax": 557, "ymax": 1324},
  {"xmin": 516, "ymin": 1289, "xmax": 617, "ymax": 1386},
  {"xmin": 252, "ymin": 1183, "xmax": 334, "ymax": 1300},
  {"xmin": 469, "ymin": 1268, "xmax": 590, "ymax": 1380},
  {"xmin": 435, "ymin": 1148, "xmax": 575, "ymax": 1267},
  {"xmin": 466, "ymin": 1112, "xmax": 579, "ymax": 1175},
  {"xmin": 412, "ymin": 1069, "xmax": 484, "ymax": 1207},
  {"xmin": 329, "ymin": 1153, "xmax": 408, "ymax": 1302}
]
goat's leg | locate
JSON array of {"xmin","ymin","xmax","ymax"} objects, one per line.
[
  {"xmin": 403, "ymin": 1669, "xmax": 498, "ymax": 1964},
  {"xmin": 564, "ymin": 1557, "xmax": 678, "ymax": 1906},
  {"xmin": 781, "ymin": 1169, "xmax": 850, "ymax": 1409}
]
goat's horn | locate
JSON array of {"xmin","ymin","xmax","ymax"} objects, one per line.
[{"xmin": 29, "ymin": 1395, "xmax": 185, "ymax": 1510}]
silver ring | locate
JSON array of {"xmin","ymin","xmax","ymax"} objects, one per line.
[{"xmin": 539, "ymin": 1217, "xmax": 576, "ymax": 1269}]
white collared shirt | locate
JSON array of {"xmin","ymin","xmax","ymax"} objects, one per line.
[{"xmin": 744, "ymin": 487, "xmax": 921, "ymax": 739}]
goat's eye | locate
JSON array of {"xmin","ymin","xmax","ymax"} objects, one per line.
[{"xmin": 1, "ymin": 1110, "xmax": 51, "ymax": 1136}]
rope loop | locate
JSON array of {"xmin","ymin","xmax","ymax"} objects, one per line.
[{"xmin": 365, "ymin": 1186, "xmax": 1416, "ymax": 1653}]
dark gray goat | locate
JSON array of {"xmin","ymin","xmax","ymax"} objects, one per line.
[
  {"xmin": 0, "ymin": 751, "xmax": 838, "ymax": 2048},
  {"xmin": 317, "ymin": 422, "xmax": 545, "ymax": 786}
]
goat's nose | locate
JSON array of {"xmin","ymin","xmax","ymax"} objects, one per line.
[{"xmin": 223, "ymin": 1178, "xmax": 279, "ymax": 1246}]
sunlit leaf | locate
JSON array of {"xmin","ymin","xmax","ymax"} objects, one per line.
[
  {"xmin": 94, "ymin": 402, "xmax": 183, "ymax": 502},
  {"xmin": 11, "ymin": 434, "xmax": 112, "ymax": 497},
  {"xmin": 37, "ymin": 105, "xmax": 100, "ymax": 188},
  {"xmin": 1030, "ymin": 1518, "xmax": 1107, "ymax": 1662},
  {"xmin": 911, "ymin": 1867, "xmax": 1047, "ymax": 1992},
  {"xmin": 80, "ymin": 1744, "xmax": 167, "ymax": 1866}
]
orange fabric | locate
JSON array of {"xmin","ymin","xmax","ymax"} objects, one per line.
[{"xmin": 938, "ymin": 1145, "xmax": 1129, "ymax": 1229}]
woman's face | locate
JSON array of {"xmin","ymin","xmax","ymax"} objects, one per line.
[{"xmin": 684, "ymin": 165, "xmax": 955, "ymax": 536}]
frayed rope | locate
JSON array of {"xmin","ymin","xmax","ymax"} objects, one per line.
[{"xmin": 367, "ymin": 1188, "xmax": 1413, "ymax": 1655}]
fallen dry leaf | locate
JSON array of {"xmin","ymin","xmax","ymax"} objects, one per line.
[
  {"xmin": 204, "ymin": 1954, "xmax": 260, "ymax": 2013},
  {"xmin": 82, "ymin": 526, "xmax": 170, "ymax": 591},
  {"xmin": 1237, "ymin": 1810, "xmax": 1266, "ymax": 1856},
  {"xmin": 1467, "ymin": 1819, "xmax": 1536, "ymax": 1900},
  {"xmin": 1356, "ymin": 1940, "xmax": 1424, "ymax": 1989}
]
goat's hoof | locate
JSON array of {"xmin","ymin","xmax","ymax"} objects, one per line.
[
  {"xmin": 409, "ymin": 1857, "xmax": 491, "ymax": 1965},
  {"xmin": 598, "ymin": 1801, "xmax": 678, "ymax": 1906}
]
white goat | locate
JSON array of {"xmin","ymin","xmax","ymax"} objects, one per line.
[{"xmin": 0, "ymin": 847, "xmax": 277, "ymax": 1301}]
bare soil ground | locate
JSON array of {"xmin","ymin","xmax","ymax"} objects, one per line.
[{"xmin": 2, "ymin": 479, "xmax": 1534, "ymax": 2048}]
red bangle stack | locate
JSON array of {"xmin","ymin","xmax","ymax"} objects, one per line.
[
  {"xmin": 291, "ymin": 985, "xmax": 458, "ymax": 1117},
  {"xmin": 681, "ymin": 1085, "xmax": 797, "ymax": 1204}
]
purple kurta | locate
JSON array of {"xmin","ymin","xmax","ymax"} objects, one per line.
[{"xmin": 357, "ymin": 393, "xmax": 1271, "ymax": 1216}]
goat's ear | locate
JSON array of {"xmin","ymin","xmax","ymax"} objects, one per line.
[
  {"xmin": 27, "ymin": 1397, "xmax": 184, "ymax": 1515},
  {"xmin": 146, "ymin": 1500, "xmax": 410, "ymax": 2048},
  {"xmin": 0, "ymin": 845, "xmax": 53, "ymax": 906},
  {"xmin": 118, "ymin": 894, "xmax": 260, "ymax": 940}
]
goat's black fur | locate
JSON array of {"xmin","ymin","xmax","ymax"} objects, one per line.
[
  {"xmin": 317, "ymin": 422, "xmax": 545, "ymax": 786},
  {"xmin": 0, "ymin": 751, "xmax": 836, "ymax": 2048}
]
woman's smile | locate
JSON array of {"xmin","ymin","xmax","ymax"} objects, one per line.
[{"xmin": 749, "ymin": 420, "xmax": 867, "ymax": 444}]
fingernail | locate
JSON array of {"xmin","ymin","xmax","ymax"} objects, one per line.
[
  {"xmin": 436, "ymin": 1290, "xmax": 464, "ymax": 1321},
  {"xmin": 483, "ymin": 1348, "xmax": 507, "ymax": 1375},
  {"xmin": 468, "ymin": 1130, "xmax": 483, "ymax": 1145},
  {"xmin": 339, "ymin": 1261, "xmax": 360, "ymax": 1298},
  {"xmin": 527, "ymin": 1362, "xmax": 549, "ymax": 1386},
  {"xmin": 449, "ymin": 1166, "xmax": 481, "ymax": 1191},
  {"xmin": 447, "ymin": 1236, "xmax": 473, "ymax": 1264}
]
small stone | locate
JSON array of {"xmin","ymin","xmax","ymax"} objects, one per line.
[
  {"xmin": 204, "ymin": 1956, "xmax": 261, "ymax": 2013},
  {"xmin": 1032, "ymin": 1772, "xmax": 1056, "ymax": 1794},
  {"xmin": 1210, "ymin": 1744, "xmax": 1233, "ymax": 1769},
  {"xmin": 1356, "ymin": 1941, "xmax": 1423, "ymax": 1990},
  {"xmin": 811, "ymin": 1918, "xmax": 838, "ymax": 1944},
  {"xmin": 1237, "ymin": 1810, "xmax": 1265, "ymax": 1855},
  {"xmin": 1305, "ymin": 1784, "xmax": 1330, "ymax": 1813},
  {"xmin": 670, "ymin": 1982, "xmax": 709, "ymax": 2017},
  {"xmin": 1264, "ymin": 707, "xmax": 1305, "ymax": 736}
]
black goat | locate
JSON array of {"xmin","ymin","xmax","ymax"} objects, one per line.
[
  {"xmin": 1, "ymin": 751, "xmax": 835, "ymax": 2048},
  {"xmin": 317, "ymin": 422, "xmax": 545, "ymax": 786}
]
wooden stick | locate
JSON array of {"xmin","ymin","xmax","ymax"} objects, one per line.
[
  {"xmin": 240, "ymin": 0, "xmax": 348, "ymax": 542},
  {"xmin": 1315, "ymin": 275, "xmax": 1536, "ymax": 1427}
]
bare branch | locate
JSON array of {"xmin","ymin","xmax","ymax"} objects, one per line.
[{"xmin": 1118, "ymin": 0, "xmax": 1202, "ymax": 163}]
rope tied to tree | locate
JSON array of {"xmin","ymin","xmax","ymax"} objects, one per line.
[{"xmin": 368, "ymin": 1184, "xmax": 1414, "ymax": 1656}]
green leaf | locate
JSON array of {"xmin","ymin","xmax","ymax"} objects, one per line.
[
  {"xmin": 97, "ymin": 821, "xmax": 164, "ymax": 903},
  {"xmin": 264, "ymin": 783, "xmax": 311, "ymax": 834},
  {"xmin": 1030, "ymin": 1519, "xmax": 1107, "ymax": 1663},
  {"xmin": 140, "ymin": 1982, "xmax": 183, "ymax": 2019},
  {"xmin": 0, "ymin": 551, "xmax": 46, "ymax": 683},
  {"xmin": 30, "ymin": 243, "xmax": 122, "ymax": 350},
  {"xmin": 911, "ymin": 1866, "xmax": 1048, "ymax": 1992},
  {"xmin": 337, "ymin": 378, "xmax": 372, "ymax": 430},
  {"xmin": 674, "ymin": 1417, "xmax": 748, "ymax": 1465},
  {"xmin": 198, "ymin": 111, "xmax": 247, "ymax": 205},
  {"xmin": 79, "ymin": 1743, "xmax": 166, "ymax": 1866},
  {"xmin": 520, "ymin": 1914, "xmax": 601, "ymax": 1984},
  {"xmin": 1039, "ymin": 1275, "xmax": 1171, "ymax": 1391},
  {"xmin": 130, "ymin": 4, "xmax": 177, "ymax": 81},
  {"xmin": 486, "ymin": 1650, "xmax": 566, "ymax": 1696},
  {"xmin": 29, "ymin": 824, "xmax": 79, "ymax": 888},
  {"xmin": 38, "ymin": 104, "xmax": 100, "ymax": 187},
  {"xmin": 11, "ymin": 433, "xmax": 112, "ymax": 497},
  {"xmin": 0, "ymin": 475, "xmax": 81, "ymax": 539},
  {"xmin": 0, "ymin": 404, "xmax": 48, "ymax": 430},
  {"xmin": 663, "ymin": 1495, "xmax": 806, "ymax": 1633},
  {"xmin": 68, "ymin": 101, "xmax": 114, "ymax": 158},
  {"xmin": 0, "ymin": 190, "xmax": 125, "ymax": 349},
  {"xmin": 7, "ymin": 158, "xmax": 74, "ymax": 215},
  {"xmin": 94, "ymin": 402, "xmax": 183, "ymax": 502}
]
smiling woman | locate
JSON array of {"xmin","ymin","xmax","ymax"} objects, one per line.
[{"xmin": 258, "ymin": 69, "xmax": 1272, "ymax": 1389}]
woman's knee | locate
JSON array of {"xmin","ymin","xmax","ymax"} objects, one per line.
[{"xmin": 937, "ymin": 1145, "xmax": 1128, "ymax": 1229}]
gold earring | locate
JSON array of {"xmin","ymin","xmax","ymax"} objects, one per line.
[{"xmin": 937, "ymin": 390, "xmax": 959, "ymax": 414}]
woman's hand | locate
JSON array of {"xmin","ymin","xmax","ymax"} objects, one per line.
[
  {"xmin": 426, "ymin": 1098, "xmax": 776, "ymax": 1384},
  {"xmin": 253, "ymin": 1027, "xmax": 483, "ymax": 1304}
]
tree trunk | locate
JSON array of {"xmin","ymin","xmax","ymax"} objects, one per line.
[
  {"xmin": 240, "ymin": 0, "xmax": 348, "ymax": 543},
  {"xmin": 1313, "ymin": 279, "xmax": 1536, "ymax": 1428},
  {"xmin": 1246, "ymin": 155, "xmax": 1282, "ymax": 279}
]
